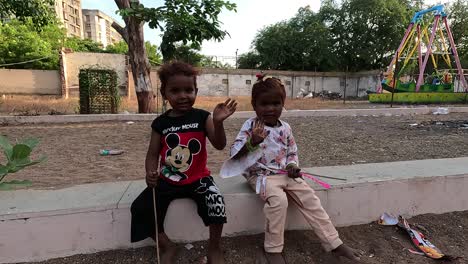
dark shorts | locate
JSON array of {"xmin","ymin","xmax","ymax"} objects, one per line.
[{"xmin": 131, "ymin": 176, "xmax": 227, "ymax": 242}]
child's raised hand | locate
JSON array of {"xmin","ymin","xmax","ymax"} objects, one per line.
[
  {"xmin": 213, "ymin": 98, "xmax": 237, "ymax": 123},
  {"xmin": 251, "ymin": 118, "xmax": 268, "ymax": 146},
  {"xmin": 287, "ymin": 163, "xmax": 302, "ymax": 178}
]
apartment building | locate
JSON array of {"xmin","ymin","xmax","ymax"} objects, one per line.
[
  {"xmin": 54, "ymin": 0, "xmax": 83, "ymax": 38},
  {"xmin": 82, "ymin": 9, "xmax": 123, "ymax": 47}
]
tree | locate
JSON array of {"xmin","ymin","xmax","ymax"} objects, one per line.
[
  {"xmin": 64, "ymin": 37, "xmax": 105, "ymax": 53},
  {"xmin": 242, "ymin": 0, "xmax": 416, "ymax": 72},
  {"xmin": 106, "ymin": 40, "xmax": 129, "ymax": 54},
  {"xmin": 0, "ymin": 19, "xmax": 64, "ymax": 70},
  {"xmin": 247, "ymin": 6, "xmax": 335, "ymax": 71},
  {"xmin": 328, "ymin": 0, "xmax": 413, "ymax": 71},
  {"xmin": 112, "ymin": 0, "xmax": 236, "ymax": 113},
  {"xmin": 145, "ymin": 41, "xmax": 162, "ymax": 66},
  {"xmin": 448, "ymin": 0, "xmax": 468, "ymax": 68},
  {"xmin": 172, "ymin": 44, "xmax": 204, "ymax": 66},
  {"xmin": 0, "ymin": 0, "xmax": 56, "ymax": 30},
  {"xmin": 106, "ymin": 40, "xmax": 162, "ymax": 66},
  {"xmin": 201, "ymin": 55, "xmax": 232, "ymax": 68},
  {"xmin": 237, "ymin": 52, "xmax": 262, "ymax": 69}
]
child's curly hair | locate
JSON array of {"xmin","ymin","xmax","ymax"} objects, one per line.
[
  {"xmin": 157, "ymin": 61, "xmax": 199, "ymax": 96},
  {"xmin": 251, "ymin": 73, "xmax": 286, "ymax": 107}
]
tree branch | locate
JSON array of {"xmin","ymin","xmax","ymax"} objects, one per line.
[
  {"xmin": 112, "ymin": 22, "xmax": 129, "ymax": 43},
  {"xmin": 114, "ymin": 0, "xmax": 130, "ymax": 10}
]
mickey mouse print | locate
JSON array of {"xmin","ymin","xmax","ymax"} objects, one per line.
[{"xmin": 151, "ymin": 108, "xmax": 212, "ymax": 185}]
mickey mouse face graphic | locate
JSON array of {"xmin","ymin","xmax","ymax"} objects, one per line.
[{"xmin": 163, "ymin": 133, "xmax": 201, "ymax": 181}]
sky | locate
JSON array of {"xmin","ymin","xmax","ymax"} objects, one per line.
[
  {"xmin": 82, "ymin": 0, "xmax": 453, "ymax": 57},
  {"xmin": 81, "ymin": 0, "xmax": 320, "ymax": 57}
]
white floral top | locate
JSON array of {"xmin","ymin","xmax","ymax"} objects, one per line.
[{"xmin": 221, "ymin": 118, "xmax": 299, "ymax": 178}]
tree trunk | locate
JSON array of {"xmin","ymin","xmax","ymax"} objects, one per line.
[{"xmin": 113, "ymin": 0, "xmax": 153, "ymax": 113}]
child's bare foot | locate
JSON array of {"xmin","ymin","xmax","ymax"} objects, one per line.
[
  {"xmin": 332, "ymin": 244, "xmax": 361, "ymax": 262},
  {"xmin": 160, "ymin": 244, "xmax": 178, "ymax": 264},
  {"xmin": 264, "ymin": 252, "xmax": 286, "ymax": 264},
  {"xmin": 156, "ymin": 232, "xmax": 178, "ymax": 264},
  {"xmin": 207, "ymin": 245, "xmax": 225, "ymax": 264}
]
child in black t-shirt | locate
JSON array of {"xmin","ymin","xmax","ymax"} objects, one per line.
[{"xmin": 131, "ymin": 62, "xmax": 237, "ymax": 264}]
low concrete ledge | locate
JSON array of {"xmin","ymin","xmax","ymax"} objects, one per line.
[
  {"xmin": 1, "ymin": 157, "xmax": 468, "ymax": 263},
  {"xmin": 1, "ymin": 107, "xmax": 467, "ymax": 125}
]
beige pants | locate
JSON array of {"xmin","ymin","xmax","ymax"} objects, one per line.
[{"xmin": 247, "ymin": 174, "xmax": 343, "ymax": 253}]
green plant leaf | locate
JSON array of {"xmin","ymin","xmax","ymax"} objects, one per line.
[
  {"xmin": 11, "ymin": 144, "xmax": 32, "ymax": 160},
  {"xmin": 15, "ymin": 156, "xmax": 46, "ymax": 168},
  {"xmin": 0, "ymin": 135, "xmax": 13, "ymax": 161},
  {"xmin": 0, "ymin": 165, "xmax": 8, "ymax": 180},
  {"xmin": 0, "ymin": 180, "xmax": 33, "ymax": 190},
  {"xmin": 20, "ymin": 138, "xmax": 39, "ymax": 150}
]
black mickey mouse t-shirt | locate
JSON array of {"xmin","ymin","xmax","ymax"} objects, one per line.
[{"xmin": 151, "ymin": 108, "xmax": 211, "ymax": 185}]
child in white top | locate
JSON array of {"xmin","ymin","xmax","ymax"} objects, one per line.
[{"xmin": 222, "ymin": 74, "xmax": 360, "ymax": 264}]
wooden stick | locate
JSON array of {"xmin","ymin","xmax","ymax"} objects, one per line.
[
  {"xmin": 310, "ymin": 173, "xmax": 347, "ymax": 181},
  {"xmin": 152, "ymin": 188, "xmax": 161, "ymax": 264}
]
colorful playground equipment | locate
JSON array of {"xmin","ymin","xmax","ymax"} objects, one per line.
[{"xmin": 372, "ymin": 5, "xmax": 468, "ymax": 103}]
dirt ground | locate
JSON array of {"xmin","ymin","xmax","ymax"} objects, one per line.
[
  {"xmin": 0, "ymin": 96, "xmax": 380, "ymax": 116},
  {"xmin": 25, "ymin": 211, "xmax": 467, "ymax": 264},
  {"xmin": 0, "ymin": 113, "xmax": 467, "ymax": 190}
]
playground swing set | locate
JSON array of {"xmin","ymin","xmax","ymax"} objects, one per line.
[{"xmin": 370, "ymin": 5, "xmax": 468, "ymax": 104}]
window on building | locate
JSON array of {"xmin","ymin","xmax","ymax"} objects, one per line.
[
  {"xmin": 87, "ymin": 32, "xmax": 91, "ymax": 38},
  {"xmin": 85, "ymin": 15, "xmax": 90, "ymax": 22},
  {"xmin": 305, "ymin": 81, "xmax": 311, "ymax": 86},
  {"xmin": 222, "ymin": 79, "xmax": 229, "ymax": 84},
  {"xmin": 245, "ymin": 80, "xmax": 251, "ymax": 85},
  {"xmin": 285, "ymin": 80, "xmax": 291, "ymax": 85},
  {"xmin": 63, "ymin": 11, "xmax": 68, "ymax": 20}
]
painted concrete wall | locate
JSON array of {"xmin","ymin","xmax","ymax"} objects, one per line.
[
  {"xmin": 63, "ymin": 52, "xmax": 128, "ymax": 96},
  {"xmin": 0, "ymin": 60, "xmax": 381, "ymax": 98},
  {"xmin": 1, "ymin": 173, "xmax": 467, "ymax": 263},
  {"xmin": 0, "ymin": 69, "xmax": 61, "ymax": 95},
  {"xmin": 194, "ymin": 69, "xmax": 380, "ymax": 98}
]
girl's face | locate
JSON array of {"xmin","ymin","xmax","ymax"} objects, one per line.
[
  {"xmin": 253, "ymin": 92, "xmax": 284, "ymax": 126},
  {"xmin": 162, "ymin": 74, "xmax": 197, "ymax": 114}
]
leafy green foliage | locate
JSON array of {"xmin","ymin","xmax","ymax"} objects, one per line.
[
  {"xmin": 79, "ymin": 68, "xmax": 120, "ymax": 114},
  {"xmin": 448, "ymin": 0, "xmax": 468, "ymax": 68},
  {"xmin": 144, "ymin": 41, "xmax": 162, "ymax": 66},
  {"xmin": 0, "ymin": 0, "xmax": 56, "ymax": 30},
  {"xmin": 172, "ymin": 44, "xmax": 204, "ymax": 66},
  {"xmin": 65, "ymin": 37, "xmax": 105, "ymax": 53},
  {"xmin": 0, "ymin": 136, "xmax": 46, "ymax": 190},
  {"xmin": 105, "ymin": 40, "xmax": 162, "ymax": 66},
  {"xmin": 105, "ymin": 40, "xmax": 129, "ymax": 54},
  {"xmin": 0, "ymin": 19, "xmax": 63, "ymax": 69},
  {"xmin": 117, "ymin": 0, "xmax": 237, "ymax": 61},
  {"xmin": 0, "ymin": 19, "xmax": 135, "ymax": 69},
  {"xmin": 200, "ymin": 56, "xmax": 232, "ymax": 68},
  {"xmin": 241, "ymin": 0, "xmax": 467, "ymax": 71},
  {"xmin": 237, "ymin": 52, "xmax": 262, "ymax": 69}
]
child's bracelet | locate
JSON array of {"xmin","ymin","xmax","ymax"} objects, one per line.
[{"xmin": 246, "ymin": 138, "xmax": 260, "ymax": 152}]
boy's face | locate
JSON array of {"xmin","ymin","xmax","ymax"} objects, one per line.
[
  {"xmin": 253, "ymin": 93, "xmax": 284, "ymax": 126},
  {"xmin": 162, "ymin": 75, "xmax": 197, "ymax": 113}
]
